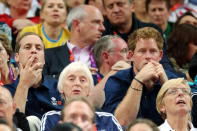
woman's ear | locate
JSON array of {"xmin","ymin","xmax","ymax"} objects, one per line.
[{"xmin": 159, "ymin": 103, "xmax": 166, "ymax": 114}]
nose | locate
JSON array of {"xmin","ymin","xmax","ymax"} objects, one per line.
[
  {"xmin": 74, "ymin": 117, "xmax": 83, "ymax": 125},
  {"xmin": 177, "ymin": 89, "xmax": 185, "ymax": 96},
  {"xmin": 145, "ymin": 51, "xmax": 152, "ymax": 61},
  {"xmin": 99, "ymin": 23, "xmax": 105, "ymax": 32},
  {"xmin": 155, "ymin": 9, "xmax": 160, "ymax": 15},
  {"xmin": 74, "ymin": 78, "xmax": 81, "ymax": 85},
  {"xmin": 112, "ymin": 4, "xmax": 120, "ymax": 13},
  {"xmin": 52, "ymin": 5, "xmax": 59, "ymax": 12},
  {"xmin": 30, "ymin": 47, "xmax": 37, "ymax": 54}
]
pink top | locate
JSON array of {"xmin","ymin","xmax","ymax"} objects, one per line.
[{"xmin": 67, "ymin": 42, "xmax": 91, "ymax": 67}]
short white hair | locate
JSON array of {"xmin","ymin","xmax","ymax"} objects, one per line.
[{"xmin": 58, "ymin": 61, "xmax": 94, "ymax": 92}]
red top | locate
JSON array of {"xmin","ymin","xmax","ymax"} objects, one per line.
[{"xmin": 0, "ymin": 14, "xmax": 40, "ymax": 29}]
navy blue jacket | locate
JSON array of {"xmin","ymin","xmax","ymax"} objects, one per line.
[
  {"xmin": 4, "ymin": 76, "xmax": 64, "ymax": 119},
  {"xmin": 40, "ymin": 110, "xmax": 123, "ymax": 131},
  {"xmin": 102, "ymin": 67, "xmax": 178, "ymax": 125}
]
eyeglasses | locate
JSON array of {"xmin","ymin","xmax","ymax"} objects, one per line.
[
  {"xmin": 108, "ymin": 48, "xmax": 129, "ymax": 55},
  {"xmin": 164, "ymin": 88, "xmax": 191, "ymax": 96}
]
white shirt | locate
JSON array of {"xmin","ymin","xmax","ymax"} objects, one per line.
[{"xmin": 159, "ymin": 119, "xmax": 197, "ymax": 131}]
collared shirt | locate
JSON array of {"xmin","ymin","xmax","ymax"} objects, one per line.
[
  {"xmin": 40, "ymin": 110, "xmax": 123, "ymax": 131},
  {"xmin": 102, "ymin": 66, "xmax": 178, "ymax": 125},
  {"xmin": 159, "ymin": 119, "xmax": 197, "ymax": 131},
  {"xmin": 67, "ymin": 41, "xmax": 91, "ymax": 67},
  {"xmin": 4, "ymin": 76, "xmax": 64, "ymax": 119}
]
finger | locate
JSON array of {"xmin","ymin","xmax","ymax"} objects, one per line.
[
  {"xmin": 150, "ymin": 60, "xmax": 160, "ymax": 66},
  {"xmin": 89, "ymin": 67, "xmax": 98, "ymax": 72},
  {"xmin": 32, "ymin": 62, "xmax": 44, "ymax": 71},
  {"xmin": 25, "ymin": 56, "xmax": 35, "ymax": 68}
]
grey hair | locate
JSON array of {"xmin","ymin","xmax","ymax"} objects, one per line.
[
  {"xmin": 66, "ymin": 5, "xmax": 88, "ymax": 31},
  {"xmin": 58, "ymin": 61, "xmax": 94, "ymax": 92},
  {"xmin": 93, "ymin": 35, "xmax": 120, "ymax": 68}
]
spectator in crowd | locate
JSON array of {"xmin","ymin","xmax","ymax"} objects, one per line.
[
  {"xmin": 4, "ymin": 32, "xmax": 64, "ymax": 119},
  {"xmin": 0, "ymin": 33, "xmax": 17, "ymax": 85},
  {"xmin": 66, "ymin": 0, "xmax": 86, "ymax": 12},
  {"xmin": 188, "ymin": 52, "xmax": 197, "ymax": 127},
  {"xmin": 0, "ymin": 0, "xmax": 41, "ymax": 50},
  {"xmin": 146, "ymin": 0, "xmax": 172, "ymax": 39},
  {"xmin": 0, "ymin": 119, "xmax": 13, "ymax": 131},
  {"xmin": 166, "ymin": 23, "xmax": 197, "ymax": 77},
  {"xmin": 174, "ymin": 11, "xmax": 197, "ymax": 28},
  {"xmin": 93, "ymin": 35, "xmax": 130, "ymax": 77},
  {"xmin": 85, "ymin": 0, "xmax": 107, "ymax": 17},
  {"xmin": 133, "ymin": 0, "xmax": 149, "ymax": 22},
  {"xmin": 102, "ymin": 0, "xmax": 175, "ymax": 73},
  {"xmin": 156, "ymin": 78, "xmax": 197, "ymax": 131},
  {"xmin": 0, "ymin": 86, "xmax": 30, "ymax": 131},
  {"xmin": 88, "ymin": 35, "xmax": 131, "ymax": 107},
  {"xmin": 102, "ymin": 27, "xmax": 178, "ymax": 126},
  {"xmin": 168, "ymin": 0, "xmax": 197, "ymax": 23},
  {"xmin": 127, "ymin": 118, "xmax": 159, "ymax": 131},
  {"xmin": 60, "ymin": 97, "xmax": 96, "ymax": 131},
  {"xmin": 51, "ymin": 122, "xmax": 82, "ymax": 131},
  {"xmin": 0, "ymin": 0, "xmax": 40, "ymax": 31},
  {"xmin": 0, "ymin": 0, "xmax": 40, "ymax": 18},
  {"xmin": 20, "ymin": 0, "xmax": 70, "ymax": 49},
  {"xmin": 43, "ymin": 5, "xmax": 105, "ymax": 79},
  {"xmin": 189, "ymin": 52, "xmax": 197, "ymax": 83},
  {"xmin": 0, "ymin": 22, "xmax": 12, "ymax": 42},
  {"xmin": 102, "ymin": 0, "xmax": 161, "ymax": 42},
  {"xmin": 40, "ymin": 62, "xmax": 123, "ymax": 131},
  {"xmin": 0, "ymin": 87, "xmax": 16, "ymax": 130}
]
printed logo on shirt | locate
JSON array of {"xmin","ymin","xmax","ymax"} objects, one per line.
[{"xmin": 51, "ymin": 97, "xmax": 57, "ymax": 105}]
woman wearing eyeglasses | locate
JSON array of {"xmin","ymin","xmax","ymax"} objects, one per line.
[{"xmin": 156, "ymin": 78, "xmax": 197, "ymax": 131}]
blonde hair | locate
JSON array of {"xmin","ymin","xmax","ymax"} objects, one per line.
[{"xmin": 156, "ymin": 78, "xmax": 192, "ymax": 119}]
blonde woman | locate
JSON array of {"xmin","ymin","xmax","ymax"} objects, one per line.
[
  {"xmin": 156, "ymin": 78, "xmax": 197, "ymax": 131},
  {"xmin": 20, "ymin": 0, "xmax": 70, "ymax": 49}
]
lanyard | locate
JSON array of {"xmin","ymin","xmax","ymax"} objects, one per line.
[
  {"xmin": 68, "ymin": 48, "xmax": 102, "ymax": 83},
  {"xmin": 9, "ymin": 66, "xmax": 15, "ymax": 84}
]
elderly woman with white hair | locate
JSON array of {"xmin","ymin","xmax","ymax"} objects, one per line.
[
  {"xmin": 57, "ymin": 61, "xmax": 94, "ymax": 100},
  {"xmin": 156, "ymin": 78, "xmax": 197, "ymax": 131},
  {"xmin": 40, "ymin": 61, "xmax": 123, "ymax": 131}
]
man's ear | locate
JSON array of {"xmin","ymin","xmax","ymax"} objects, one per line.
[
  {"xmin": 72, "ymin": 19, "xmax": 80, "ymax": 32},
  {"xmin": 15, "ymin": 53, "xmax": 19, "ymax": 63},
  {"xmin": 130, "ymin": 2, "xmax": 135, "ymax": 12},
  {"xmin": 102, "ymin": 51, "xmax": 110, "ymax": 63},
  {"xmin": 129, "ymin": 51, "xmax": 134, "ymax": 61},
  {"xmin": 12, "ymin": 102, "xmax": 17, "ymax": 115},
  {"xmin": 158, "ymin": 50, "xmax": 163, "ymax": 62},
  {"xmin": 127, "ymin": 50, "xmax": 133, "ymax": 61}
]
